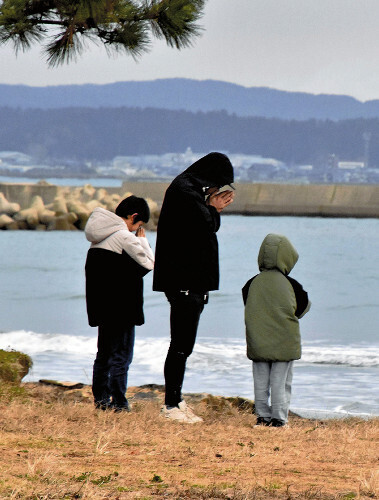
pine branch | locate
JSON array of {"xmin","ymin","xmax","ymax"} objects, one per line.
[
  {"xmin": 145, "ymin": 0, "xmax": 205, "ymax": 49},
  {"xmin": 0, "ymin": 0, "xmax": 206, "ymax": 66}
]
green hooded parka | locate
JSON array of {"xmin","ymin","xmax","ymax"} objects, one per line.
[{"xmin": 243, "ymin": 234, "xmax": 310, "ymax": 362}]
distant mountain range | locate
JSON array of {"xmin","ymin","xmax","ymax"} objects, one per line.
[{"xmin": 2, "ymin": 78, "xmax": 379, "ymax": 121}]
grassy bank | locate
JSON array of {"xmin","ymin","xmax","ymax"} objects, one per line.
[{"xmin": 0, "ymin": 383, "xmax": 378, "ymax": 499}]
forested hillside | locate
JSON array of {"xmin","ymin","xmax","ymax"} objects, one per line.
[{"xmin": 1, "ymin": 106, "xmax": 378, "ymax": 164}]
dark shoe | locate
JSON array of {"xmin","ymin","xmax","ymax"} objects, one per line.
[
  {"xmin": 95, "ymin": 401, "xmax": 112, "ymax": 411},
  {"xmin": 111, "ymin": 403, "xmax": 131, "ymax": 413},
  {"xmin": 254, "ymin": 416, "xmax": 271, "ymax": 427},
  {"xmin": 269, "ymin": 418, "xmax": 286, "ymax": 427}
]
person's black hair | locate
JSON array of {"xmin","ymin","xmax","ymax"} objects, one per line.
[{"xmin": 115, "ymin": 195, "xmax": 150, "ymax": 223}]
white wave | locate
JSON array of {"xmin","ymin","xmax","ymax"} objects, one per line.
[
  {"xmin": 290, "ymin": 407, "xmax": 375, "ymax": 420},
  {"xmin": 0, "ymin": 331, "xmax": 378, "ymax": 368},
  {"xmin": 2, "ymin": 330, "xmax": 378, "ymax": 416},
  {"xmin": 189, "ymin": 342, "xmax": 379, "ymax": 369},
  {"xmin": 301, "ymin": 345, "xmax": 379, "ymax": 367},
  {"xmin": 0, "ymin": 330, "xmax": 97, "ymax": 356}
]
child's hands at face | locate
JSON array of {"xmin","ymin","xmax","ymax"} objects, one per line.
[{"xmin": 136, "ymin": 226, "xmax": 146, "ymax": 237}]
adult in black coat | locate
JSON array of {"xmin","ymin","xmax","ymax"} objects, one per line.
[{"xmin": 153, "ymin": 152, "xmax": 234, "ymax": 422}]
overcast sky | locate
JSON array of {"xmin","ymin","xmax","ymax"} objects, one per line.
[{"xmin": 1, "ymin": 0, "xmax": 379, "ymax": 101}]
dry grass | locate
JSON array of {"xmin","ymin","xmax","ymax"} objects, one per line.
[{"xmin": 0, "ymin": 383, "xmax": 377, "ymax": 499}]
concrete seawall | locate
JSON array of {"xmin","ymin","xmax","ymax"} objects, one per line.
[
  {"xmin": 229, "ymin": 183, "xmax": 379, "ymax": 217},
  {"xmin": 118, "ymin": 182, "xmax": 379, "ymax": 218},
  {"xmin": 1, "ymin": 181, "xmax": 378, "ymax": 218}
]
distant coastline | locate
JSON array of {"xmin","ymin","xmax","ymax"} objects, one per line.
[{"xmin": 1, "ymin": 180, "xmax": 378, "ymax": 219}]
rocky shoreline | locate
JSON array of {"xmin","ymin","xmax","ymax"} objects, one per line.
[
  {"xmin": 22, "ymin": 379, "xmax": 258, "ymax": 416},
  {"xmin": 23, "ymin": 380, "xmax": 376, "ymax": 421},
  {"xmin": 1, "ymin": 350, "xmax": 376, "ymax": 421}
]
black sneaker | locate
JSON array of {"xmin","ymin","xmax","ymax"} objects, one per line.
[
  {"xmin": 254, "ymin": 416, "xmax": 271, "ymax": 427},
  {"xmin": 269, "ymin": 418, "xmax": 286, "ymax": 427},
  {"xmin": 94, "ymin": 401, "xmax": 111, "ymax": 411},
  {"xmin": 111, "ymin": 402, "xmax": 131, "ymax": 413}
]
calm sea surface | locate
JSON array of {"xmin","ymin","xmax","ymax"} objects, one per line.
[{"xmin": 0, "ymin": 215, "xmax": 378, "ymax": 417}]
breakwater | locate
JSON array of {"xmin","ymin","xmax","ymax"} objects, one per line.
[
  {"xmin": 119, "ymin": 181, "xmax": 379, "ymax": 218},
  {"xmin": 0, "ymin": 182, "xmax": 159, "ymax": 230},
  {"xmin": 0, "ymin": 182, "xmax": 378, "ymax": 228}
]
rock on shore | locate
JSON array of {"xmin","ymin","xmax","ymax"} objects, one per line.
[
  {"xmin": 0, "ymin": 349, "xmax": 33, "ymax": 384},
  {"xmin": 24, "ymin": 380, "xmax": 257, "ymax": 415}
]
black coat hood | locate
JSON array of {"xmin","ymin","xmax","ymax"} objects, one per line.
[
  {"xmin": 153, "ymin": 152, "xmax": 234, "ymax": 292},
  {"xmin": 183, "ymin": 152, "xmax": 234, "ymax": 188}
]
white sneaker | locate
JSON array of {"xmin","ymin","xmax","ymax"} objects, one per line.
[
  {"xmin": 160, "ymin": 405, "xmax": 194, "ymax": 423},
  {"xmin": 178, "ymin": 401, "xmax": 203, "ymax": 423}
]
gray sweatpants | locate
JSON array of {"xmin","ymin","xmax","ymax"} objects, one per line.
[{"xmin": 252, "ymin": 361, "xmax": 294, "ymax": 423}]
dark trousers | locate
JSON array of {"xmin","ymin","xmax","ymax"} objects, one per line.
[
  {"xmin": 92, "ymin": 324, "xmax": 135, "ymax": 409},
  {"xmin": 164, "ymin": 292, "xmax": 207, "ymax": 407}
]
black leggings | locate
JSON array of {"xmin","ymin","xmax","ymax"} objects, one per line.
[{"xmin": 164, "ymin": 291, "xmax": 207, "ymax": 407}]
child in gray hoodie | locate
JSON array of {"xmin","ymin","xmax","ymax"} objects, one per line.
[{"xmin": 85, "ymin": 196, "xmax": 154, "ymax": 412}]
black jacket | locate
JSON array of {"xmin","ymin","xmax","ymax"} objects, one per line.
[
  {"xmin": 85, "ymin": 208, "xmax": 154, "ymax": 327},
  {"xmin": 153, "ymin": 152, "xmax": 234, "ymax": 292},
  {"xmin": 86, "ymin": 249, "xmax": 150, "ymax": 326}
]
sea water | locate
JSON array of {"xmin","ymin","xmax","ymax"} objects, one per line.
[{"xmin": 0, "ymin": 216, "xmax": 378, "ymax": 417}]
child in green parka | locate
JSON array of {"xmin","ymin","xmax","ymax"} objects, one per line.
[{"xmin": 242, "ymin": 234, "xmax": 311, "ymax": 427}]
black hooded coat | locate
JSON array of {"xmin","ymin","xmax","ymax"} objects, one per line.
[{"xmin": 153, "ymin": 152, "xmax": 234, "ymax": 292}]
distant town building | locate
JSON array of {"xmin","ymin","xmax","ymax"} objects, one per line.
[
  {"xmin": 0, "ymin": 149, "xmax": 376, "ymax": 185},
  {"xmin": 0, "ymin": 151, "xmax": 32, "ymax": 166},
  {"xmin": 338, "ymin": 161, "xmax": 365, "ymax": 170}
]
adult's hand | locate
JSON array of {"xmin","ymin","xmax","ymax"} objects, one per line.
[{"xmin": 208, "ymin": 190, "xmax": 234, "ymax": 213}]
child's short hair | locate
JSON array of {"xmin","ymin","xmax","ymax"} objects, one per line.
[{"xmin": 115, "ymin": 195, "xmax": 150, "ymax": 223}]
